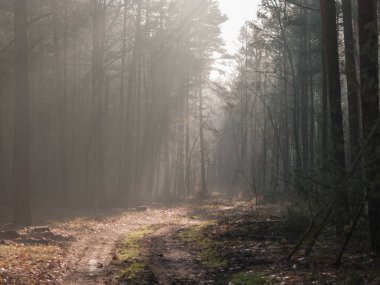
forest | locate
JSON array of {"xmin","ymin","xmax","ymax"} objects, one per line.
[{"xmin": 0, "ymin": 0, "xmax": 380, "ymax": 284}]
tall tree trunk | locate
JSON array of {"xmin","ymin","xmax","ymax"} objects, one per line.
[
  {"xmin": 61, "ymin": 0, "xmax": 69, "ymax": 205},
  {"xmin": 320, "ymin": 0, "xmax": 346, "ymax": 172},
  {"xmin": 13, "ymin": 0, "xmax": 32, "ymax": 225},
  {"xmin": 119, "ymin": 0, "xmax": 128, "ymax": 199},
  {"xmin": 321, "ymin": 49, "xmax": 328, "ymax": 168},
  {"xmin": 199, "ymin": 81, "xmax": 207, "ymax": 197},
  {"xmin": 300, "ymin": 7, "xmax": 309, "ymax": 173},
  {"xmin": 162, "ymin": 132, "xmax": 171, "ymax": 197},
  {"xmin": 51, "ymin": 0, "xmax": 63, "ymax": 204},
  {"xmin": 240, "ymin": 33, "xmax": 249, "ymax": 182},
  {"xmin": 133, "ymin": 0, "xmax": 143, "ymax": 197},
  {"xmin": 90, "ymin": 0, "xmax": 106, "ymax": 205},
  {"xmin": 185, "ymin": 78, "xmax": 191, "ymax": 197},
  {"xmin": 308, "ymin": 35, "xmax": 315, "ymax": 173},
  {"xmin": 176, "ymin": 81, "xmax": 185, "ymax": 198},
  {"xmin": 320, "ymin": 0, "xmax": 347, "ymax": 231},
  {"xmin": 342, "ymin": 0, "xmax": 361, "ymax": 167},
  {"xmin": 262, "ymin": 110, "xmax": 267, "ymax": 195},
  {"xmin": 51, "ymin": 0, "xmax": 69, "ymax": 206},
  {"xmin": 282, "ymin": 0, "xmax": 290, "ymax": 197},
  {"xmin": 358, "ymin": 0, "xmax": 380, "ymax": 255}
]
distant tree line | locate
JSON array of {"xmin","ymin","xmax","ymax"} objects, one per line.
[
  {"xmin": 215, "ymin": 0, "xmax": 380, "ymax": 255},
  {"xmin": 0, "ymin": 0, "xmax": 225, "ymax": 225}
]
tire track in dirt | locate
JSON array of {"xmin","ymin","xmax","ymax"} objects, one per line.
[
  {"xmin": 63, "ymin": 207, "xmax": 191, "ymax": 285},
  {"xmin": 144, "ymin": 225, "xmax": 208, "ymax": 285}
]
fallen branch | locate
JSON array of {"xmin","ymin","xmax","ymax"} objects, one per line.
[
  {"xmin": 334, "ymin": 187, "xmax": 369, "ymax": 266},
  {"xmin": 225, "ymin": 233, "xmax": 287, "ymax": 241},
  {"xmin": 304, "ymin": 205, "xmax": 333, "ymax": 256},
  {"xmin": 286, "ymin": 200, "xmax": 332, "ymax": 261},
  {"xmin": 288, "ymin": 115, "xmax": 380, "ymax": 261},
  {"xmin": 245, "ymin": 220, "xmax": 286, "ymax": 224}
]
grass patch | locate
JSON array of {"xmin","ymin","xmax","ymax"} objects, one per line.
[
  {"xmin": 179, "ymin": 223, "xmax": 227, "ymax": 269},
  {"xmin": 117, "ymin": 227, "xmax": 154, "ymax": 282},
  {"xmin": 230, "ymin": 272, "xmax": 266, "ymax": 285},
  {"xmin": 230, "ymin": 271, "xmax": 278, "ymax": 285},
  {"xmin": 118, "ymin": 227, "xmax": 153, "ymax": 261},
  {"xmin": 119, "ymin": 262, "xmax": 145, "ymax": 280}
]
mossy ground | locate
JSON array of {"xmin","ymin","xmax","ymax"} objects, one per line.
[
  {"xmin": 117, "ymin": 227, "xmax": 155, "ymax": 282},
  {"xmin": 230, "ymin": 271, "xmax": 280, "ymax": 285},
  {"xmin": 229, "ymin": 271, "xmax": 266, "ymax": 285},
  {"xmin": 179, "ymin": 223, "xmax": 227, "ymax": 269}
]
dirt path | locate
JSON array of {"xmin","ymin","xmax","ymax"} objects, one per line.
[
  {"xmin": 63, "ymin": 207, "xmax": 196, "ymax": 285},
  {"xmin": 3, "ymin": 202, "xmax": 380, "ymax": 285},
  {"xmin": 144, "ymin": 225, "xmax": 208, "ymax": 285},
  {"xmin": 64, "ymin": 224, "xmax": 128, "ymax": 284}
]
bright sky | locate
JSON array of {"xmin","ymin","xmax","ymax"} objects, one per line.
[
  {"xmin": 210, "ymin": 0, "xmax": 260, "ymax": 81},
  {"xmin": 209, "ymin": 1, "xmax": 260, "ymax": 121},
  {"xmin": 217, "ymin": 0, "xmax": 260, "ymax": 54}
]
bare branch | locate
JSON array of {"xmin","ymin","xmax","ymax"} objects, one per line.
[{"xmin": 285, "ymin": 0, "xmax": 320, "ymax": 12}]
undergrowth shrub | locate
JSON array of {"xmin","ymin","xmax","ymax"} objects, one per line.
[{"xmin": 285, "ymin": 204, "xmax": 311, "ymax": 234}]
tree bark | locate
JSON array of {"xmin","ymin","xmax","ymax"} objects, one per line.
[
  {"xmin": 320, "ymin": 0, "xmax": 346, "ymax": 171},
  {"xmin": 342, "ymin": 0, "xmax": 361, "ymax": 167},
  {"xmin": 320, "ymin": 0, "xmax": 348, "ymax": 231},
  {"xmin": 89, "ymin": 0, "xmax": 106, "ymax": 205},
  {"xmin": 358, "ymin": 0, "xmax": 380, "ymax": 255},
  {"xmin": 13, "ymin": 0, "xmax": 32, "ymax": 225},
  {"xmin": 199, "ymin": 81, "xmax": 207, "ymax": 197}
]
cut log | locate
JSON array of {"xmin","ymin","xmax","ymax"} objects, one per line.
[{"xmin": 31, "ymin": 226, "xmax": 50, "ymax": 233}]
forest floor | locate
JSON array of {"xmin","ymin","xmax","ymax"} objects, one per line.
[{"xmin": 0, "ymin": 200, "xmax": 379, "ymax": 285}]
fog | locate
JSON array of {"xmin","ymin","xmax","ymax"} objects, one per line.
[
  {"xmin": 0, "ymin": 0, "xmax": 380, "ymax": 262},
  {"xmin": 1, "ymin": 0, "xmax": 228, "ymax": 222}
]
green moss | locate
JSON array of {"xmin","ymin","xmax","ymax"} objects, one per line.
[
  {"xmin": 230, "ymin": 272, "xmax": 265, "ymax": 285},
  {"xmin": 180, "ymin": 224, "xmax": 207, "ymax": 244},
  {"xmin": 118, "ymin": 228, "xmax": 151, "ymax": 261},
  {"xmin": 200, "ymin": 248, "xmax": 227, "ymax": 268},
  {"xmin": 119, "ymin": 262, "xmax": 145, "ymax": 280},
  {"xmin": 230, "ymin": 271, "xmax": 274, "ymax": 285},
  {"xmin": 117, "ymin": 227, "xmax": 154, "ymax": 281},
  {"xmin": 179, "ymin": 223, "xmax": 227, "ymax": 269}
]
